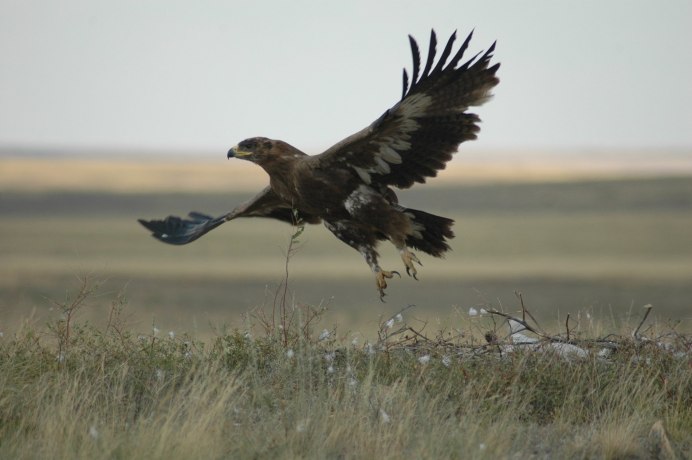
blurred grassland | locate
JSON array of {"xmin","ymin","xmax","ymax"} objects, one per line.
[
  {"xmin": 1, "ymin": 155, "xmax": 692, "ymax": 339},
  {"xmin": 3, "ymin": 150, "xmax": 692, "ymax": 192}
]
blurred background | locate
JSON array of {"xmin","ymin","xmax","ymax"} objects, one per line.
[{"xmin": 1, "ymin": 0, "xmax": 691, "ymax": 338}]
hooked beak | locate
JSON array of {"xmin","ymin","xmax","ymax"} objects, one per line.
[{"xmin": 227, "ymin": 146, "xmax": 253, "ymax": 159}]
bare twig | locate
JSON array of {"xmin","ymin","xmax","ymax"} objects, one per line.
[
  {"xmin": 515, "ymin": 291, "xmax": 545, "ymax": 335},
  {"xmin": 517, "ymin": 291, "xmax": 527, "ymax": 323},
  {"xmin": 406, "ymin": 326, "xmax": 433, "ymax": 343},
  {"xmin": 565, "ymin": 313, "xmax": 571, "ymax": 341},
  {"xmin": 49, "ymin": 275, "xmax": 98, "ymax": 364},
  {"xmin": 259, "ymin": 210, "xmax": 307, "ymax": 346},
  {"xmin": 632, "ymin": 304, "xmax": 653, "ymax": 340},
  {"xmin": 487, "ymin": 309, "xmax": 547, "ymax": 339}
]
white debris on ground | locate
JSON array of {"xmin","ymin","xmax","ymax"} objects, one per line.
[
  {"xmin": 318, "ymin": 329, "xmax": 331, "ymax": 341},
  {"xmin": 356, "ymin": 304, "xmax": 690, "ymax": 366},
  {"xmin": 507, "ymin": 319, "xmax": 539, "ymax": 344},
  {"xmin": 500, "ymin": 319, "xmax": 591, "ymax": 360}
]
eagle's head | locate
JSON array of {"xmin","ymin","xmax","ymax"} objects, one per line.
[
  {"xmin": 227, "ymin": 137, "xmax": 274, "ymax": 164},
  {"xmin": 227, "ymin": 137, "xmax": 307, "ymax": 167}
]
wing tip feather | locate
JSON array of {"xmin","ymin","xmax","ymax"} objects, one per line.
[
  {"xmin": 401, "ymin": 68, "xmax": 409, "ymax": 100},
  {"xmin": 403, "ymin": 28, "xmax": 497, "ymax": 99}
]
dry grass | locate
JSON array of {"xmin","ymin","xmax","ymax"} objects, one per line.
[{"xmin": 0, "ymin": 277, "xmax": 690, "ymax": 459}]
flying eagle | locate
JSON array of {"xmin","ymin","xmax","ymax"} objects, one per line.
[{"xmin": 139, "ymin": 30, "xmax": 500, "ymax": 299}]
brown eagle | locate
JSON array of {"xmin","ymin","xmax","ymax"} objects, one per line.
[{"xmin": 139, "ymin": 30, "xmax": 500, "ymax": 299}]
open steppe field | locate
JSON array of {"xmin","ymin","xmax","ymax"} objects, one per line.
[{"xmin": 2, "ymin": 155, "xmax": 692, "ymax": 458}]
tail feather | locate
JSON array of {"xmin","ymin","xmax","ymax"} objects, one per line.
[{"xmin": 403, "ymin": 208, "xmax": 454, "ymax": 256}]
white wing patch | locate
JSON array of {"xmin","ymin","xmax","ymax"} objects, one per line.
[
  {"xmin": 374, "ymin": 156, "xmax": 391, "ymax": 174},
  {"xmin": 398, "ymin": 93, "xmax": 432, "ymax": 118},
  {"xmin": 353, "ymin": 166, "xmax": 372, "ymax": 184},
  {"xmin": 349, "ymin": 96, "xmax": 428, "ymax": 180},
  {"xmin": 348, "ymin": 93, "xmax": 431, "ymax": 182},
  {"xmin": 378, "ymin": 145, "xmax": 402, "ymax": 164}
]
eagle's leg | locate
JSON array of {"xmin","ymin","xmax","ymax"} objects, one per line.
[
  {"xmin": 323, "ymin": 219, "xmax": 401, "ymax": 300},
  {"xmin": 375, "ymin": 269, "xmax": 401, "ymax": 301},
  {"xmin": 358, "ymin": 245, "xmax": 400, "ymax": 301},
  {"xmin": 398, "ymin": 247, "xmax": 423, "ymax": 280}
]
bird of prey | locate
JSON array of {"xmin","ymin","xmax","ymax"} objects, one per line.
[{"xmin": 139, "ymin": 29, "xmax": 500, "ymax": 300}]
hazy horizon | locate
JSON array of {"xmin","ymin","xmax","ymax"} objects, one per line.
[{"xmin": 1, "ymin": 0, "xmax": 691, "ymax": 157}]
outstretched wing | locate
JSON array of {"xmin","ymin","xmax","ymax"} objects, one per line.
[
  {"xmin": 138, "ymin": 186, "xmax": 321, "ymax": 245},
  {"xmin": 313, "ymin": 30, "xmax": 499, "ymax": 189}
]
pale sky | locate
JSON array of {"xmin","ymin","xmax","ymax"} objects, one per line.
[{"xmin": 1, "ymin": 0, "xmax": 691, "ymax": 156}]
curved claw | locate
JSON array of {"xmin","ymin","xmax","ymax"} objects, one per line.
[
  {"xmin": 406, "ymin": 266, "xmax": 419, "ymax": 280},
  {"xmin": 400, "ymin": 249, "xmax": 422, "ymax": 280},
  {"xmin": 376, "ymin": 270, "xmax": 400, "ymax": 301}
]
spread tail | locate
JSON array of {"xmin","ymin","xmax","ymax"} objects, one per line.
[{"xmin": 403, "ymin": 208, "xmax": 454, "ymax": 257}]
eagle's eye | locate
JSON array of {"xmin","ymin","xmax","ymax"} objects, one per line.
[{"xmin": 239, "ymin": 139, "xmax": 257, "ymax": 150}]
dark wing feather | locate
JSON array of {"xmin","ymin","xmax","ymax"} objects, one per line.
[
  {"xmin": 312, "ymin": 30, "xmax": 500, "ymax": 189},
  {"xmin": 138, "ymin": 186, "xmax": 320, "ymax": 245},
  {"xmin": 401, "ymin": 69, "xmax": 409, "ymax": 101},
  {"xmin": 420, "ymin": 29, "xmax": 437, "ymax": 81},
  {"xmin": 448, "ymin": 29, "xmax": 473, "ymax": 69},
  {"xmin": 408, "ymin": 35, "xmax": 421, "ymax": 87},
  {"xmin": 432, "ymin": 30, "xmax": 456, "ymax": 75}
]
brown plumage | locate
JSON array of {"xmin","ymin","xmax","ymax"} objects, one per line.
[{"xmin": 139, "ymin": 29, "xmax": 500, "ymax": 299}]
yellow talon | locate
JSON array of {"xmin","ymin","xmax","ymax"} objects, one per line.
[
  {"xmin": 376, "ymin": 270, "xmax": 401, "ymax": 301},
  {"xmin": 400, "ymin": 249, "xmax": 423, "ymax": 280}
]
